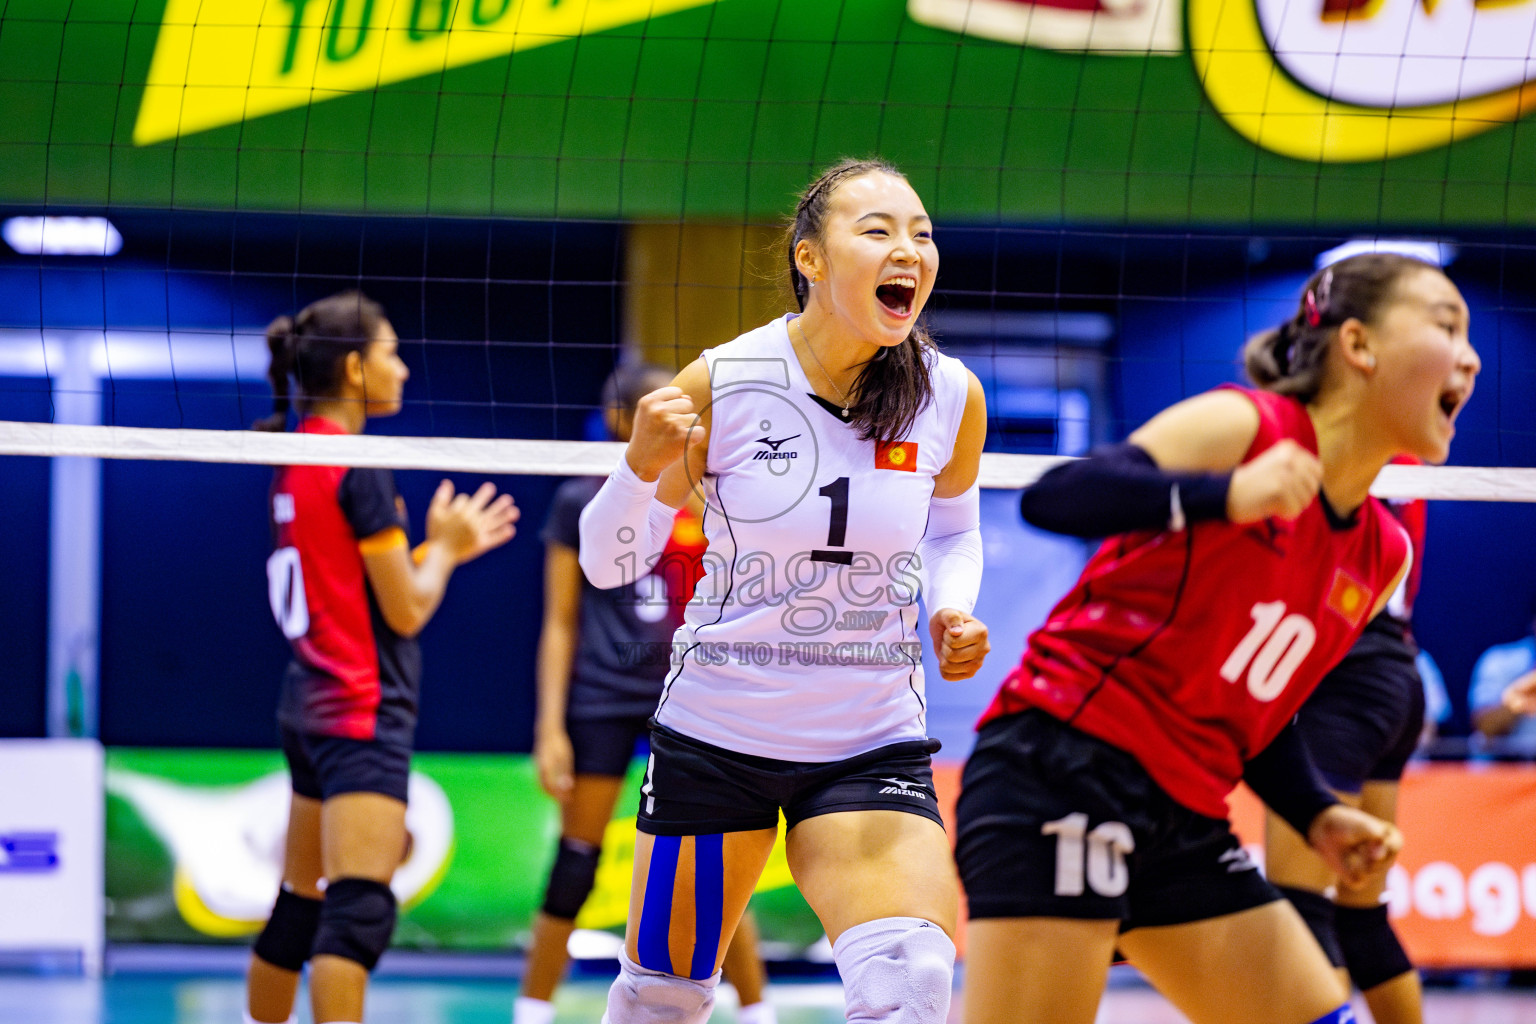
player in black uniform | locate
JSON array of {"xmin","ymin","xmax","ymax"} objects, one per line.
[
  {"xmin": 245, "ymin": 291, "xmax": 518, "ymax": 1024},
  {"xmin": 516, "ymin": 365, "xmax": 774, "ymax": 1024},
  {"xmin": 1268, "ymin": 479, "xmax": 1429, "ymax": 1024}
]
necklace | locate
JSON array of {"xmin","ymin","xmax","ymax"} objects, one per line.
[{"xmin": 792, "ymin": 317, "xmax": 851, "ymax": 419}]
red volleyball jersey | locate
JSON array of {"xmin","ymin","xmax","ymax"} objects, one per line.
[
  {"xmin": 1382, "ymin": 455, "xmax": 1426, "ymax": 625},
  {"xmin": 663, "ymin": 505, "xmax": 709, "ymax": 620},
  {"xmin": 267, "ymin": 417, "xmax": 418, "ymax": 743},
  {"xmin": 980, "ymin": 387, "xmax": 1411, "ymax": 819}
]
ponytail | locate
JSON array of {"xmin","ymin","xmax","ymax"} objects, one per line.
[
  {"xmin": 252, "ymin": 291, "xmax": 386, "ymax": 430},
  {"xmin": 1245, "ymin": 253, "xmax": 1441, "ymax": 403},
  {"xmin": 253, "ymin": 315, "xmax": 295, "ymax": 431},
  {"xmin": 1242, "ymin": 320, "xmax": 1312, "ymax": 397}
]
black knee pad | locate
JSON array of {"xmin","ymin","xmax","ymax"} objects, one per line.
[
  {"xmin": 542, "ymin": 838, "xmax": 600, "ymax": 920},
  {"xmin": 312, "ymin": 877, "xmax": 397, "ymax": 971},
  {"xmin": 253, "ymin": 887, "xmax": 324, "ymax": 972},
  {"xmin": 1336, "ymin": 903, "xmax": 1413, "ymax": 992},
  {"xmin": 1277, "ymin": 885, "xmax": 1344, "ymax": 968}
]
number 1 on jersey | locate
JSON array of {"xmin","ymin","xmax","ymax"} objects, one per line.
[{"xmin": 812, "ymin": 477, "xmax": 853, "ymax": 564}]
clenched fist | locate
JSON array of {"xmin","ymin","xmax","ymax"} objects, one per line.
[
  {"xmin": 930, "ymin": 608, "xmax": 990, "ymax": 681},
  {"xmin": 1308, "ymin": 804, "xmax": 1402, "ymax": 888},
  {"xmin": 625, "ymin": 386, "xmax": 706, "ymax": 483},
  {"xmin": 1227, "ymin": 439, "xmax": 1323, "ymax": 524}
]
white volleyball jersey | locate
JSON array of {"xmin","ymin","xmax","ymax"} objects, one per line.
[{"xmin": 654, "ymin": 314, "xmax": 971, "ymax": 761}]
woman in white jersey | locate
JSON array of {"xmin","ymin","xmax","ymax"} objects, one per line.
[{"xmin": 578, "ymin": 159, "xmax": 989, "ymax": 1024}]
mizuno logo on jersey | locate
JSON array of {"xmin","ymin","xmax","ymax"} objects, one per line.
[
  {"xmin": 877, "ymin": 777, "xmax": 928, "ymax": 799},
  {"xmin": 753, "ymin": 435, "xmax": 800, "ymax": 460}
]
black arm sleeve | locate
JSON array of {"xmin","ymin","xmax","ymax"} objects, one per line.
[
  {"xmin": 1243, "ymin": 718, "xmax": 1340, "ymax": 839},
  {"xmin": 1018, "ymin": 443, "xmax": 1231, "ymax": 538}
]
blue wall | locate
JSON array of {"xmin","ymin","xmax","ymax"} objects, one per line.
[
  {"xmin": 0, "ymin": 212, "xmax": 623, "ymax": 749},
  {"xmin": 4, "ymin": 220, "xmax": 1535, "ymax": 744}
]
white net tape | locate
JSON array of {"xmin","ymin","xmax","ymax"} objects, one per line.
[{"xmin": 2, "ymin": 420, "xmax": 1532, "ymax": 500}]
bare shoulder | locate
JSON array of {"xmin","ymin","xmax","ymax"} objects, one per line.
[
  {"xmin": 1128, "ymin": 389, "xmax": 1262, "ymax": 473},
  {"xmin": 933, "ymin": 368, "xmax": 987, "ymax": 497},
  {"xmin": 670, "ymin": 357, "xmax": 711, "ymax": 406},
  {"xmin": 961, "ymin": 366, "xmax": 985, "ymax": 403}
]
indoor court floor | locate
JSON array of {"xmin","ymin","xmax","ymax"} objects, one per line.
[{"xmin": 3, "ymin": 958, "xmax": 1535, "ymax": 1024}]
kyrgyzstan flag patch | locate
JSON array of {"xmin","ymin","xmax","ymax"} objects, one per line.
[
  {"xmin": 1325, "ymin": 568, "xmax": 1372, "ymax": 627},
  {"xmin": 875, "ymin": 441, "xmax": 918, "ymax": 472}
]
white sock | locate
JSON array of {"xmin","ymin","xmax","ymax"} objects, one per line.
[
  {"xmin": 738, "ymin": 1000, "xmax": 778, "ymax": 1024},
  {"xmin": 514, "ymin": 996, "xmax": 558, "ymax": 1024}
]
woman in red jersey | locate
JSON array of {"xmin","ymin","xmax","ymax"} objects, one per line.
[
  {"xmin": 1266, "ymin": 466, "xmax": 1431, "ymax": 1024},
  {"xmin": 955, "ymin": 254, "xmax": 1479, "ymax": 1024},
  {"xmin": 244, "ymin": 291, "xmax": 518, "ymax": 1024}
]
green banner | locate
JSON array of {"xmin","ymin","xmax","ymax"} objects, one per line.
[
  {"xmin": 1, "ymin": 0, "xmax": 1531, "ymax": 225},
  {"xmin": 105, "ymin": 748, "xmax": 821, "ymax": 951}
]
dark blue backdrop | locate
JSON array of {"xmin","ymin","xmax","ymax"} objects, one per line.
[{"xmin": 2, "ymin": 219, "xmax": 1532, "ymax": 745}]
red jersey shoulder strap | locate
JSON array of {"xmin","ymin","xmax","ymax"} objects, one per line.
[{"xmin": 1214, "ymin": 384, "xmax": 1316, "ymax": 461}]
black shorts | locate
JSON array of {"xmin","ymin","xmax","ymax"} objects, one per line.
[
  {"xmin": 636, "ymin": 724, "xmax": 945, "ymax": 836},
  {"xmin": 1295, "ymin": 649, "xmax": 1425, "ymax": 794},
  {"xmin": 955, "ymin": 710, "xmax": 1279, "ymax": 929},
  {"xmin": 281, "ymin": 725, "xmax": 411, "ymax": 804},
  {"xmin": 568, "ymin": 713, "xmax": 653, "ymax": 778}
]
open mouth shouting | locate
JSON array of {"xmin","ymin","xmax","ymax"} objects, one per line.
[
  {"xmin": 1437, "ymin": 383, "xmax": 1471, "ymax": 432},
  {"xmin": 876, "ymin": 275, "xmax": 917, "ymax": 318}
]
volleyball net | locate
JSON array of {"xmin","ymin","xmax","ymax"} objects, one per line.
[
  {"xmin": 4, "ymin": 0, "xmax": 1536, "ymax": 756},
  {"xmin": 5, "ymin": 421, "xmax": 1535, "ymax": 500}
]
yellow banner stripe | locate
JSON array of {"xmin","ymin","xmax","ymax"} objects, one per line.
[{"xmin": 134, "ymin": 0, "xmax": 720, "ymax": 146}]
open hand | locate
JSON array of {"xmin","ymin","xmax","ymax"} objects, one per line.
[{"xmin": 426, "ymin": 480, "xmax": 519, "ymax": 564}]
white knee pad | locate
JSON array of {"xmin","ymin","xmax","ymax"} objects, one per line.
[
  {"xmin": 832, "ymin": 916, "xmax": 956, "ymax": 1024},
  {"xmin": 602, "ymin": 948, "xmax": 719, "ymax": 1024}
]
